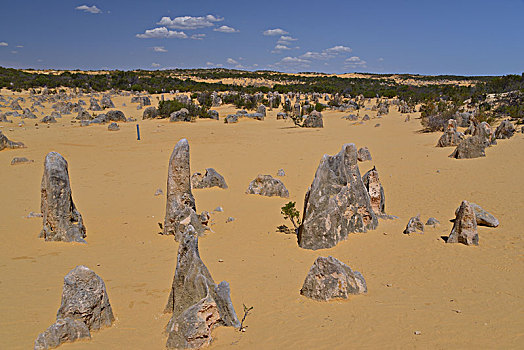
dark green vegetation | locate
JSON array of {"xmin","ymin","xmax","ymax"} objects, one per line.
[
  {"xmin": 281, "ymin": 201, "xmax": 301, "ymax": 230},
  {"xmin": 1, "ymin": 67, "xmax": 522, "ymax": 103}
]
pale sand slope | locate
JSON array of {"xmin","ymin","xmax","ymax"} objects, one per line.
[{"xmin": 0, "ymin": 98, "xmax": 523, "ymax": 349}]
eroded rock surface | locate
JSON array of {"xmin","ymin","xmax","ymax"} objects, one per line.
[
  {"xmin": 163, "ymin": 139, "xmax": 205, "ymax": 240},
  {"xmin": 300, "ymin": 256, "xmax": 367, "ymax": 301},
  {"xmin": 0, "ymin": 130, "xmax": 25, "ymax": 151},
  {"xmin": 403, "ymin": 215, "xmax": 424, "ymax": 234},
  {"xmin": 436, "ymin": 119, "xmax": 464, "ymax": 147},
  {"xmin": 164, "ymin": 227, "xmax": 240, "ymax": 348},
  {"xmin": 362, "ymin": 166, "xmax": 385, "ymax": 216},
  {"xmin": 245, "ymin": 174, "xmax": 289, "ymax": 198},
  {"xmin": 191, "ymin": 168, "xmax": 228, "ymax": 189},
  {"xmin": 40, "ymin": 152, "xmax": 86, "ymax": 243},
  {"xmin": 298, "ymin": 143, "xmax": 378, "ymax": 250},
  {"xmin": 357, "ymin": 147, "xmax": 372, "ymax": 162},
  {"xmin": 448, "ymin": 200, "xmax": 479, "ymax": 245},
  {"xmin": 34, "ymin": 266, "xmax": 114, "ymax": 349},
  {"xmin": 455, "ymin": 202, "xmax": 499, "ymax": 227}
]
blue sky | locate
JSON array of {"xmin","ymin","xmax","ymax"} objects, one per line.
[{"xmin": 0, "ymin": 0, "xmax": 522, "ymax": 75}]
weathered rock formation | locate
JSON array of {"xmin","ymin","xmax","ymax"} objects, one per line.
[
  {"xmin": 40, "ymin": 152, "xmax": 86, "ymax": 243},
  {"xmin": 302, "ymin": 111, "xmax": 323, "ymax": 128},
  {"xmin": 300, "ymin": 256, "xmax": 367, "ymax": 301},
  {"xmin": 245, "ymin": 174, "xmax": 289, "ymax": 198},
  {"xmin": 362, "ymin": 166, "xmax": 385, "ymax": 216},
  {"xmin": 142, "ymin": 106, "xmax": 159, "ymax": 119},
  {"xmin": 164, "ymin": 227, "xmax": 240, "ymax": 349},
  {"xmin": 0, "ymin": 130, "xmax": 25, "ymax": 151},
  {"xmin": 357, "ymin": 147, "xmax": 372, "ymax": 162},
  {"xmin": 449, "ymin": 136, "xmax": 486, "ymax": 159},
  {"xmin": 191, "ymin": 168, "xmax": 228, "ymax": 189},
  {"xmin": 105, "ymin": 110, "xmax": 126, "ymax": 122},
  {"xmin": 163, "ymin": 139, "xmax": 205, "ymax": 240},
  {"xmin": 436, "ymin": 119, "xmax": 464, "ymax": 147},
  {"xmin": 298, "ymin": 143, "xmax": 378, "ymax": 250},
  {"xmin": 403, "ymin": 215, "xmax": 424, "ymax": 234},
  {"xmin": 34, "ymin": 266, "xmax": 114, "ymax": 349},
  {"xmin": 494, "ymin": 120, "xmax": 515, "ymax": 139},
  {"xmin": 107, "ymin": 122, "xmax": 119, "ymax": 131},
  {"xmin": 425, "ymin": 217, "xmax": 440, "ymax": 227},
  {"xmin": 447, "ymin": 200, "xmax": 479, "ymax": 245},
  {"xmin": 454, "ymin": 202, "xmax": 499, "ymax": 227}
]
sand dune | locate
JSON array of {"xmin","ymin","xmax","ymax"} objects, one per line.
[{"xmin": 0, "ymin": 93, "xmax": 523, "ymax": 349}]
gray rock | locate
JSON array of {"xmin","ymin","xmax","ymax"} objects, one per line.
[
  {"xmin": 11, "ymin": 156, "xmax": 33, "ymax": 165},
  {"xmin": 34, "ymin": 266, "xmax": 114, "ymax": 349},
  {"xmin": 257, "ymin": 104, "xmax": 267, "ymax": 117},
  {"xmin": 448, "ymin": 200, "xmax": 478, "ymax": 245},
  {"xmin": 246, "ymin": 112, "xmax": 264, "ymax": 121},
  {"xmin": 298, "ymin": 143, "xmax": 378, "ymax": 250},
  {"xmin": 449, "ymin": 136, "xmax": 486, "ymax": 159},
  {"xmin": 362, "ymin": 114, "xmax": 370, "ymax": 121},
  {"xmin": 436, "ymin": 120, "xmax": 464, "ymax": 147},
  {"xmin": 41, "ymin": 115, "xmax": 57, "ymax": 124},
  {"xmin": 362, "ymin": 166, "xmax": 385, "ymax": 215},
  {"xmin": 403, "ymin": 215, "xmax": 424, "ymax": 234},
  {"xmin": 224, "ymin": 114, "xmax": 238, "ymax": 124},
  {"xmin": 26, "ymin": 211, "xmax": 43, "ymax": 218},
  {"xmin": 34, "ymin": 317, "xmax": 90, "ymax": 350},
  {"xmin": 472, "ymin": 121, "xmax": 496, "ymax": 146},
  {"xmin": 0, "ymin": 130, "xmax": 25, "ymax": 150},
  {"xmin": 40, "ymin": 152, "xmax": 86, "ymax": 243},
  {"xmin": 277, "ymin": 168, "xmax": 285, "ymax": 177},
  {"xmin": 342, "ymin": 114, "xmax": 358, "ymax": 121},
  {"xmin": 300, "ymin": 256, "xmax": 367, "ymax": 301},
  {"xmin": 404, "ymin": 116, "xmax": 410, "ymax": 122},
  {"xmin": 163, "ymin": 139, "xmax": 205, "ymax": 240},
  {"xmin": 276, "ymin": 112, "xmax": 287, "ymax": 120},
  {"xmin": 226, "ymin": 216, "xmax": 235, "ymax": 223},
  {"xmin": 164, "ymin": 228, "xmax": 239, "ymax": 348},
  {"xmin": 454, "ymin": 202, "xmax": 499, "ymax": 227},
  {"xmin": 154, "ymin": 188, "xmax": 163, "ymax": 196},
  {"xmin": 88, "ymin": 98, "xmax": 102, "ymax": 111},
  {"xmin": 494, "ymin": 120, "xmax": 515, "ymax": 139},
  {"xmin": 357, "ymin": 147, "xmax": 372, "ymax": 162},
  {"xmin": 107, "ymin": 122, "xmax": 119, "ymax": 131},
  {"xmin": 142, "ymin": 106, "xmax": 158, "ymax": 120},
  {"xmin": 191, "ymin": 168, "xmax": 228, "ymax": 189},
  {"xmin": 100, "ymin": 95, "xmax": 115, "ymax": 109},
  {"xmin": 302, "ymin": 111, "xmax": 323, "ymax": 128},
  {"xmin": 425, "ymin": 217, "xmax": 440, "ymax": 227},
  {"xmin": 214, "ymin": 206, "xmax": 223, "ymax": 212},
  {"xmin": 207, "ymin": 110, "xmax": 219, "ymax": 120},
  {"xmin": 169, "ymin": 108, "xmax": 191, "ymax": 122},
  {"xmin": 75, "ymin": 110, "xmax": 92, "ymax": 121},
  {"xmin": 105, "ymin": 110, "xmax": 126, "ymax": 122},
  {"xmin": 246, "ymin": 174, "xmax": 289, "ymax": 198}
]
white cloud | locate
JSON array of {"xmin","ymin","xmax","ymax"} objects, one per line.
[
  {"xmin": 226, "ymin": 58, "xmax": 238, "ymax": 65},
  {"xmin": 378, "ymin": 57, "xmax": 384, "ymax": 62},
  {"xmin": 157, "ymin": 15, "xmax": 223, "ymax": 30},
  {"xmin": 151, "ymin": 63, "xmax": 161, "ymax": 68},
  {"xmin": 325, "ymin": 45, "xmax": 352, "ymax": 54},
  {"xmin": 16, "ymin": 45, "xmax": 24, "ymax": 48},
  {"xmin": 153, "ymin": 46, "xmax": 167, "ymax": 52},
  {"xmin": 190, "ymin": 34, "xmax": 206, "ymax": 40},
  {"xmin": 75, "ymin": 5, "xmax": 101, "ymax": 14},
  {"xmin": 277, "ymin": 35, "xmax": 297, "ymax": 44},
  {"xmin": 136, "ymin": 27, "xmax": 188, "ymax": 39},
  {"xmin": 301, "ymin": 51, "xmax": 331, "ymax": 60},
  {"xmin": 277, "ymin": 56, "xmax": 311, "ymax": 66},
  {"xmin": 0, "ymin": 42, "xmax": 7, "ymax": 46},
  {"xmin": 300, "ymin": 45, "xmax": 353, "ymax": 60},
  {"xmin": 213, "ymin": 25, "xmax": 239, "ymax": 33},
  {"xmin": 263, "ymin": 28, "xmax": 288, "ymax": 36},
  {"xmin": 344, "ymin": 56, "xmax": 367, "ymax": 68},
  {"xmin": 11, "ymin": 51, "xmax": 18, "ymax": 54},
  {"xmin": 271, "ymin": 44, "xmax": 292, "ymax": 53}
]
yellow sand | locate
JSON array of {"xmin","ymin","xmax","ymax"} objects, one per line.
[{"xmin": 0, "ymin": 93, "xmax": 523, "ymax": 349}]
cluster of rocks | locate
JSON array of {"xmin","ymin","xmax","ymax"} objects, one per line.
[
  {"xmin": 224, "ymin": 109, "xmax": 264, "ymax": 124},
  {"xmin": 436, "ymin": 119, "xmax": 464, "ymax": 147}
]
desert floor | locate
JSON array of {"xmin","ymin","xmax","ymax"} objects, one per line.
[{"xmin": 1, "ymin": 93, "xmax": 523, "ymax": 349}]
